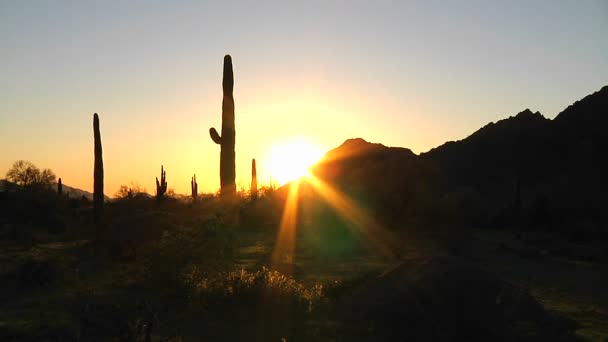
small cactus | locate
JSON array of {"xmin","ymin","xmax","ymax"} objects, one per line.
[
  {"xmin": 57, "ymin": 177, "xmax": 63, "ymax": 195},
  {"xmin": 156, "ymin": 165, "xmax": 167, "ymax": 200},
  {"xmin": 251, "ymin": 159, "xmax": 258, "ymax": 200},
  {"xmin": 93, "ymin": 113, "xmax": 104, "ymax": 222},
  {"xmin": 209, "ymin": 55, "xmax": 236, "ymax": 196},
  {"xmin": 191, "ymin": 174, "xmax": 198, "ymax": 199}
]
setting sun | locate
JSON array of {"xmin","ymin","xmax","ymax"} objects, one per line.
[{"xmin": 268, "ymin": 139, "xmax": 324, "ymax": 185}]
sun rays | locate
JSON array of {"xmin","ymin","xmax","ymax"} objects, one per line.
[
  {"xmin": 271, "ymin": 180, "xmax": 300, "ymax": 275},
  {"xmin": 304, "ymin": 175, "xmax": 403, "ymax": 259},
  {"xmin": 269, "ymin": 172, "xmax": 404, "ymax": 275}
]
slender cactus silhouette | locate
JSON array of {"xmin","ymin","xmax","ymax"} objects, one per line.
[
  {"xmin": 209, "ymin": 55, "xmax": 236, "ymax": 196},
  {"xmin": 57, "ymin": 177, "xmax": 62, "ymax": 195},
  {"xmin": 191, "ymin": 174, "xmax": 198, "ymax": 199},
  {"xmin": 93, "ymin": 113, "xmax": 104, "ymax": 222},
  {"xmin": 156, "ymin": 165, "xmax": 167, "ymax": 200},
  {"xmin": 251, "ymin": 159, "xmax": 258, "ymax": 200}
]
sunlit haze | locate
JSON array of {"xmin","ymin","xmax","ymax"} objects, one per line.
[{"xmin": 1, "ymin": 1, "xmax": 607, "ymax": 195}]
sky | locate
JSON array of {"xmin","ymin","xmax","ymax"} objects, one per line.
[{"xmin": 1, "ymin": 1, "xmax": 607, "ymax": 195}]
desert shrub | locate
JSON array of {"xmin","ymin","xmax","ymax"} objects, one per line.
[
  {"xmin": 184, "ymin": 267, "xmax": 325, "ymax": 313},
  {"xmin": 174, "ymin": 267, "xmax": 333, "ymax": 341},
  {"xmin": 114, "ymin": 182, "xmax": 148, "ymax": 199},
  {"xmin": 100, "ymin": 211, "xmax": 171, "ymax": 261},
  {"xmin": 142, "ymin": 219, "xmax": 236, "ymax": 292},
  {"xmin": 238, "ymin": 194, "xmax": 283, "ymax": 229},
  {"xmin": 107, "ymin": 194, "xmax": 156, "ymax": 215}
]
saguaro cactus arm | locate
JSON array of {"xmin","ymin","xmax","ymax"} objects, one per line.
[{"xmin": 209, "ymin": 128, "xmax": 222, "ymax": 144}]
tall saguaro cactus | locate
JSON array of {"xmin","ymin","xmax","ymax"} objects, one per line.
[
  {"xmin": 209, "ymin": 55, "xmax": 236, "ymax": 196},
  {"xmin": 93, "ymin": 113, "xmax": 104, "ymax": 221},
  {"xmin": 57, "ymin": 177, "xmax": 63, "ymax": 195},
  {"xmin": 251, "ymin": 158, "xmax": 258, "ymax": 200},
  {"xmin": 191, "ymin": 174, "xmax": 198, "ymax": 199},
  {"xmin": 156, "ymin": 165, "xmax": 167, "ymax": 200}
]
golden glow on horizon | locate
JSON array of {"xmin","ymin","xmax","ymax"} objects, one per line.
[{"xmin": 267, "ymin": 139, "xmax": 324, "ymax": 186}]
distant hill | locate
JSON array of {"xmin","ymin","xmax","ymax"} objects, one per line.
[
  {"xmin": 313, "ymin": 85, "xmax": 608, "ymax": 230},
  {"xmin": 0, "ymin": 179, "xmax": 109, "ymax": 201},
  {"xmin": 422, "ymin": 108, "xmax": 552, "ymax": 191},
  {"xmin": 0, "ymin": 179, "xmax": 19, "ymax": 192},
  {"xmin": 421, "ymin": 85, "xmax": 608, "ymax": 219},
  {"xmin": 56, "ymin": 183, "xmax": 107, "ymax": 201},
  {"xmin": 312, "ymin": 138, "xmax": 438, "ymax": 225}
]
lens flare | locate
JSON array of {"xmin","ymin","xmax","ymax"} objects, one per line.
[
  {"xmin": 270, "ymin": 180, "xmax": 300, "ymax": 275},
  {"xmin": 304, "ymin": 175, "xmax": 402, "ymax": 260}
]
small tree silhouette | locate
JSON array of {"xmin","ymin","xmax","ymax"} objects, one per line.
[{"xmin": 5, "ymin": 160, "xmax": 56, "ymax": 190}]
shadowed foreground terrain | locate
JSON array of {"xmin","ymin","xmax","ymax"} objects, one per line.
[
  {"xmin": 1, "ymin": 85, "xmax": 607, "ymax": 341},
  {"xmin": 2, "ymin": 191, "xmax": 600, "ymax": 341}
]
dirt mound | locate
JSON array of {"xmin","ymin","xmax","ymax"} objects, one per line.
[{"xmin": 338, "ymin": 256, "xmax": 576, "ymax": 341}]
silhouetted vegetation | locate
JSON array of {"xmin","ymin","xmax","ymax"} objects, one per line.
[
  {"xmin": 1, "ymin": 183, "xmax": 591, "ymax": 340},
  {"xmin": 191, "ymin": 174, "xmax": 198, "ymax": 200},
  {"xmin": 209, "ymin": 55, "xmax": 237, "ymax": 196},
  {"xmin": 155, "ymin": 165, "xmax": 168, "ymax": 201},
  {"xmin": 93, "ymin": 113, "xmax": 104, "ymax": 223},
  {"xmin": 5, "ymin": 160, "xmax": 56, "ymax": 191},
  {"xmin": 251, "ymin": 158, "xmax": 258, "ymax": 200}
]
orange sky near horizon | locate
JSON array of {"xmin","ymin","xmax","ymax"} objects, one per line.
[{"xmin": 0, "ymin": 79, "xmax": 445, "ymax": 196}]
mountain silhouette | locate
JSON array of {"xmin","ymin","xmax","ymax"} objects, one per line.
[
  {"xmin": 424, "ymin": 85, "xmax": 608, "ymax": 191},
  {"xmin": 422, "ymin": 108, "xmax": 551, "ymax": 190},
  {"xmin": 0, "ymin": 179, "xmax": 108, "ymax": 201},
  {"xmin": 55, "ymin": 182, "xmax": 110, "ymax": 201},
  {"xmin": 312, "ymin": 138, "xmax": 437, "ymax": 225},
  {"xmin": 313, "ymin": 85, "xmax": 608, "ymax": 230}
]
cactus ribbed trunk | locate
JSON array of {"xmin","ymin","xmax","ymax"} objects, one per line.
[
  {"xmin": 251, "ymin": 158, "xmax": 258, "ymax": 200},
  {"xmin": 57, "ymin": 177, "xmax": 63, "ymax": 195},
  {"xmin": 93, "ymin": 113, "xmax": 104, "ymax": 222},
  {"xmin": 191, "ymin": 174, "xmax": 198, "ymax": 199},
  {"xmin": 156, "ymin": 165, "xmax": 167, "ymax": 201},
  {"xmin": 209, "ymin": 55, "xmax": 236, "ymax": 196}
]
